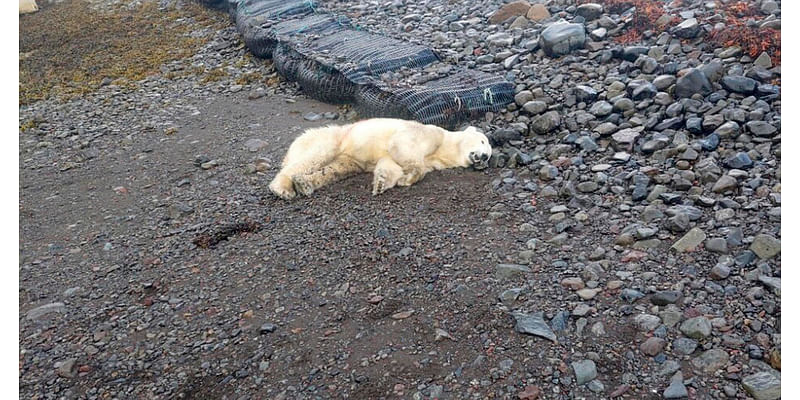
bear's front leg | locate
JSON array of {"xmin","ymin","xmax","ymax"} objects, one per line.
[
  {"xmin": 269, "ymin": 174, "xmax": 297, "ymax": 200},
  {"xmin": 396, "ymin": 165, "xmax": 430, "ymax": 187},
  {"xmin": 372, "ymin": 157, "xmax": 403, "ymax": 195}
]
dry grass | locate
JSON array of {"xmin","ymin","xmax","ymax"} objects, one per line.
[{"xmin": 19, "ymin": 0, "xmax": 229, "ymax": 105}]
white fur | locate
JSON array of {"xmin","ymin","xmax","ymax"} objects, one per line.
[{"xmin": 269, "ymin": 118, "xmax": 492, "ymax": 199}]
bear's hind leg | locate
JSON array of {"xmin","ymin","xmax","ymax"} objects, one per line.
[
  {"xmin": 293, "ymin": 156, "xmax": 362, "ymax": 196},
  {"xmin": 271, "ymin": 129, "xmax": 340, "ymax": 198},
  {"xmin": 372, "ymin": 157, "xmax": 404, "ymax": 196}
]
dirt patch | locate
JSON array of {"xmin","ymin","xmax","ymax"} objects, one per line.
[{"xmin": 19, "ymin": 0, "xmax": 228, "ymax": 104}]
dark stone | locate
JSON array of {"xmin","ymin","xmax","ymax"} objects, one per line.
[
  {"xmin": 721, "ymin": 75, "xmax": 758, "ymax": 94},
  {"xmin": 699, "ymin": 133, "xmax": 720, "ymax": 151},
  {"xmin": 724, "ymin": 152, "xmax": 753, "ymax": 169},
  {"xmin": 676, "ymin": 68, "xmax": 712, "ymax": 98},
  {"xmin": 651, "ymin": 291, "xmax": 682, "ymax": 305}
]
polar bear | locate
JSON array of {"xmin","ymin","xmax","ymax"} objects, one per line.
[{"xmin": 268, "ymin": 118, "xmax": 492, "ymax": 199}]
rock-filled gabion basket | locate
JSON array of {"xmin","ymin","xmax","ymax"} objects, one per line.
[{"xmin": 199, "ymin": 0, "xmax": 513, "ymax": 129}]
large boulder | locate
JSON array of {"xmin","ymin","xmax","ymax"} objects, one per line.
[
  {"xmin": 675, "ymin": 68, "xmax": 712, "ymax": 98},
  {"xmin": 539, "ymin": 21, "xmax": 586, "ymax": 57},
  {"xmin": 490, "ymin": 1, "xmax": 531, "ymax": 24}
]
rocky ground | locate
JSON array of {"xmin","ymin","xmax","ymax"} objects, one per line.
[{"xmin": 20, "ymin": 0, "xmax": 780, "ymax": 399}]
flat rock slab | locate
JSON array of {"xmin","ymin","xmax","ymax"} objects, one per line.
[
  {"xmin": 26, "ymin": 302, "xmax": 66, "ymax": 321},
  {"xmin": 742, "ymin": 371, "xmax": 781, "ymax": 400},
  {"xmin": 671, "ymin": 228, "xmax": 706, "ymax": 252},
  {"xmin": 513, "ymin": 312, "xmax": 557, "ymax": 342}
]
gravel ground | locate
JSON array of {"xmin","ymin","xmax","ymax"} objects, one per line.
[{"xmin": 20, "ymin": 0, "xmax": 780, "ymax": 399}]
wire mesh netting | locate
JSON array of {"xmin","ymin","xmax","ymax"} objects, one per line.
[
  {"xmin": 208, "ymin": 0, "xmax": 513, "ymax": 128},
  {"xmin": 355, "ymin": 70, "xmax": 515, "ymax": 129},
  {"xmin": 273, "ymin": 43, "xmax": 358, "ymax": 103}
]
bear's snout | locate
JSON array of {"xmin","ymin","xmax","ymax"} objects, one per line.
[{"xmin": 469, "ymin": 151, "xmax": 489, "ymax": 170}]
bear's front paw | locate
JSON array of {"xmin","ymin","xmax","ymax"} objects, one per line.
[
  {"xmin": 291, "ymin": 174, "xmax": 315, "ymax": 197},
  {"xmin": 372, "ymin": 177, "xmax": 386, "ymax": 196},
  {"xmin": 269, "ymin": 176, "xmax": 297, "ymax": 200}
]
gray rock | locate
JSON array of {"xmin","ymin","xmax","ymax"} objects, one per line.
[
  {"xmin": 705, "ymin": 238, "xmax": 729, "ymax": 254},
  {"xmin": 515, "ymin": 90, "xmax": 534, "ymax": 106},
  {"xmin": 539, "ymin": 21, "xmax": 586, "ymax": 57},
  {"xmin": 721, "ymin": 75, "xmax": 757, "ymax": 94},
  {"xmin": 758, "ymin": 276, "xmax": 781, "ymax": 294},
  {"xmin": 523, "ymin": 100, "xmax": 548, "ymax": 115},
  {"xmin": 26, "ymin": 302, "xmax": 66, "ymax": 321},
  {"xmin": 714, "ymin": 121, "xmax": 740, "ymax": 138},
  {"xmin": 725, "ymin": 152, "xmax": 753, "ymax": 169},
  {"xmin": 742, "ymin": 371, "xmax": 781, "ymax": 400},
  {"xmin": 746, "ymin": 121, "xmax": 778, "ymax": 137},
  {"xmin": 303, "ymin": 112, "xmax": 322, "ymax": 121},
  {"xmin": 680, "ymin": 316, "xmax": 712, "ymax": 339},
  {"xmin": 572, "ymin": 359, "xmax": 597, "ymax": 385},
  {"xmin": 664, "ymin": 375, "xmax": 688, "ymax": 399},
  {"xmin": 709, "ymin": 264, "xmax": 731, "ymax": 280},
  {"xmin": 487, "ymin": 32, "xmax": 514, "ymax": 47},
  {"xmin": 57, "ymin": 358, "xmax": 78, "ymax": 378},
  {"xmin": 612, "ymin": 127, "xmax": 643, "ymax": 148},
  {"xmin": 651, "ymin": 291, "xmax": 681, "ymax": 306},
  {"xmin": 573, "ymin": 85, "xmax": 598, "ymax": 103},
  {"xmin": 673, "ymin": 18, "xmax": 700, "ymax": 38},
  {"xmin": 513, "ymin": 312, "xmax": 557, "ymax": 342},
  {"xmin": 675, "ymin": 68, "xmax": 712, "ymax": 98},
  {"xmin": 673, "ymin": 338, "xmax": 698, "ymax": 355},
  {"xmin": 497, "ymin": 264, "xmax": 531, "ymax": 279},
  {"xmin": 589, "ymin": 101, "xmax": 613, "ymax": 117},
  {"xmin": 575, "ymin": 3, "xmax": 603, "ymax": 21},
  {"xmin": 672, "ymin": 228, "xmax": 706, "ymax": 252},
  {"xmin": 712, "ymin": 175, "xmax": 738, "ymax": 193},
  {"xmin": 634, "ymin": 314, "xmax": 661, "ymax": 332},
  {"xmin": 750, "ymin": 234, "xmax": 780, "ymax": 259},
  {"xmin": 530, "ymin": 111, "xmax": 561, "ymax": 134},
  {"xmin": 499, "ymin": 288, "xmax": 523, "ymax": 305},
  {"xmin": 691, "ymin": 349, "xmax": 729, "ymax": 374}
]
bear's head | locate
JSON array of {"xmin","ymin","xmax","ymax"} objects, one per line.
[{"xmin": 459, "ymin": 126, "xmax": 492, "ymax": 170}]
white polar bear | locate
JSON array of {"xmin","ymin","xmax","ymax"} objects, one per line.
[{"xmin": 269, "ymin": 118, "xmax": 492, "ymax": 199}]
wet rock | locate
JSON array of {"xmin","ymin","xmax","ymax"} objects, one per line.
[{"xmin": 539, "ymin": 21, "xmax": 586, "ymax": 57}]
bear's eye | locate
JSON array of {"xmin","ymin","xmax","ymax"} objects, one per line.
[{"xmin": 481, "ymin": 141, "xmax": 485, "ymax": 144}]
